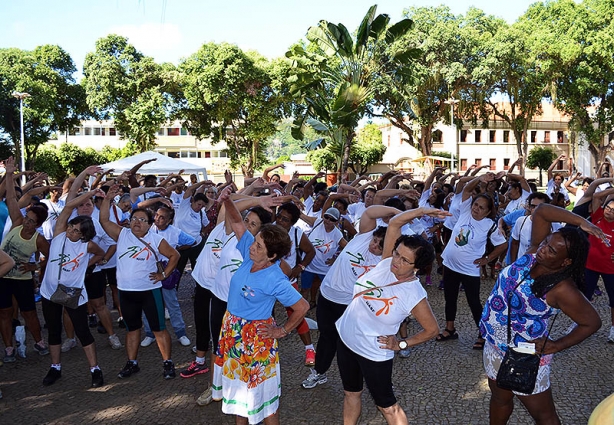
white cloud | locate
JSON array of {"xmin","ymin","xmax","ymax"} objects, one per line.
[{"xmin": 106, "ymin": 22, "xmax": 183, "ymax": 58}]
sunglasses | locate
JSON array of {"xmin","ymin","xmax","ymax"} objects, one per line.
[{"xmin": 324, "ymin": 215, "xmax": 338, "ymax": 223}]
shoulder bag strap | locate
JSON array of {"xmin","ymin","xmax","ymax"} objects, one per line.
[
  {"xmin": 57, "ymin": 236, "xmax": 67, "ymax": 282},
  {"xmin": 353, "ymin": 279, "xmax": 403, "ymax": 300}
]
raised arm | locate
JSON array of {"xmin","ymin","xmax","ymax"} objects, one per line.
[
  {"xmin": 462, "ymin": 174, "xmax": 489, "ymax": 202},
  {"xmin": 591, "ymin": 187, "xmax": 614, "ymax": 216},
  {"xmin": 99, "ymin": 185, "xmax": 124, "ymax": 241},
  {"xmin": 548, "ymin": 154, "xmax": 565, "ymax": 181},
  {"xmin": 303, "ymin": 172, "xmax": 326, "ymax": 199},
  {"xmin": 471, "ymin": 165, "xmax": 490, "ymax": 176},
  {"xmin": 383, "ymin": 207, "xmax": 451, "ymax": 258},
  {"xmin": 564, "ymin": 172, "xmax": 581, "ymax": 195},
  {"xmin": 127, "ymin": 158, "xmax": 157, "ymax": 188},
  {"xmin": 577, "ymin": 177, "xmax": 614, "ymax": 207},
  {"xmin": 158, "ymin": 170, "xmax": 184, "ymax": 188},
  {"xmin": 183, "ymin": 181, "xmax": 207, "ymax": 199},
  {"xmin": 3, "ymin": 157, "xmax": 24, "ymax": 228},
  {"xmin": 130, "ymin": 187, "xmax": 165, "ymax": 203},
  {"xmin": 359, "ymin": 205, "xmax": 402, "ymax": 234},
  {"xmin": 55, "ymin": 190, "xmax": 102, "ymax": 236},
  {"xmin": 262, "ymin": 163, "xmax": 284, "ymax": 182},
  {"xmin": 68, "ymin": 165, "xmax": 103, "ymax": 202},
  {"xmin": 424, "ymin": 167, "xmax": 445, "ymax": 190},
  {"xmin": 506, "ymin": 173, "xmax": 531, "ymax": 193}
]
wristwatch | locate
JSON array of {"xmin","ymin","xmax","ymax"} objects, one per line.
[
  {"xmin": 162, "ymin": 271, "xmax": 166, "ymax": 279},
  {"xmin": 398, "ymin": 340, "xmax": 408, "ymax": 350}
]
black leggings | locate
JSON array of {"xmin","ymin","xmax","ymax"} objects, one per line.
[
  {"xmin": 210, "ymin": 295, "xmax": 227, "ymax": 353},
  {"xmin": 194, "ymin": 285, "xmax": 213, "ymax": 352},
  {"xmin": 42, "ymin": 298, "xmax": 94, "ymax": 347},
  {"xmin": 314, "ymin": 293, "xmax": 348, "ymax": 375},
  {"xmin": 443, "ymin": 266, "xmax": 482, "ymax": 327},
  {"xmin": 176, "ymin": 239, "xmax": 206, "ymax": 278}
]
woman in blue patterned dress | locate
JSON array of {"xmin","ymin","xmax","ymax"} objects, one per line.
[{"xmin": 480, "ymin": 204, "xmax": 607, "ymax": 424}]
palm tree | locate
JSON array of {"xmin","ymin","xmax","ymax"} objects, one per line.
[{"xmin": 286, "ymin": 5, "xmax": 420, "ymax": 175}]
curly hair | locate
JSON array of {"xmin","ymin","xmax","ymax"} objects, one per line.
[
  {"xmin": 259, "ymin": 224, "xmax": 292, "ymax": 261},
  {"xmin": 530, "ymin": 227, "xmax": 589, "ymax": 297},
  {"xmin": 394, "ymin": 235, "xmax": 435, "ymax": 276}
]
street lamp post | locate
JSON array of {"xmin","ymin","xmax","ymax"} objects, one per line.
[
  {"xmin": 444, "ymin": 98, "xmax": 460, "ymax": 172},
  {"xmin": 12, "ymin": 91, "xmax": 31, "ymax": 184}
]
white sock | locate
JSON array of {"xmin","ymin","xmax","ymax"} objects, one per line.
[
  {"xmin": 305, "ymin": 344, "xmax": 314, "ymax": 351},
  {"xmin": 196, "ymin": 356, "xmax": 205, "ymax": 364},
  {"xmin": 90, "ymin": 365, "xmax": 100, "ymax": 373},
  {"xmin": 51, "ymin": 363, "xmax": 61, "ymax": 371}
]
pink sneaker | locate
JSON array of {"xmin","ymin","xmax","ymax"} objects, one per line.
[{"xmin": 305, "ymin": 349, "xmax": 316, "ymax": 367}]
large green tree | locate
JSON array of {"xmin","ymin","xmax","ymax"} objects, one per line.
[
  {"xmin": 287, "ymin": 5, "xmax": 419, "ymax": 175},
  {"xmin": 82, "ymin": 35, "xmax": 168, "ymax": 152},
  {"xmin": 0, "ymin": 45, "xmax": 88, "ymax": 168},
  {"xmin": 176, "ymin": 43, "xmax": 290, "ymax": 177}
]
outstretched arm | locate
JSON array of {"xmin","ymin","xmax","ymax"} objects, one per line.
[
  {"xmin": 548, "ymin": 154, "xmax": 565, "ymax": 181},
  {"xmin": 359, "ymin": 205, "xmax": 402, "ymax": 234},
  {"xmin": 68, "ymin": 165, "xmax": 103, "ymax": 202},
  {"xmin": 3, "ymin": 157, "xmax": 23, "ymax": 229},
  {"xmin": 55, "ymin": 190, "xmax": 103, "ymax": 236},
  {"xmin": 99, "ymin": 185, "xmax": 124, "ymax": 242}
]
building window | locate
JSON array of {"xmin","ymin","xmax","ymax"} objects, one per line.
[
  {"xmin": 109, "ymin": 128, "xmax": 116, "ymax": 136},
  {"xmin": 180, "ymin": 150, "xmax": 197, "ymax": 158},
  {"xmin": 475, "ymin": 158, "xmax": 482, "ymax": 167},
  {"xmin": 503, "ymin": 131, "xmax": 509, "ymax": 143},
  {"xmin": 490, "ymin": 159, "xmax": 496, "ymax": 170},
  {"xmin": 387, "ymin": 134, "xmax": 390, "ymax": 147},
  {"xmin": 544, "ymin": 131, "xmax": 551, "ymax": 143},
  {"xmin": 180, "ymin": 128, "xmax": 188, "ymax": 136},
  {"xmin": 558, "ymin": 131, "xmax": 564, "ymax": 143},
  {"xmin": 167, "ymin": 128, "xmax": 180, "ymax": 136},
  {"xmin": 432, "ymin": 130, "xmax": 442, "ymax": 143},
  {"xmin": 475, "ymin": 130, "xmax": 481, "ymax": 143},
  {"xmin": 219, "ymin": 151, "xmax": 228, "ymax": 158},
  {"xmin": 157, "ymin": 128, "xmax": 165, "ymax": 136},
  {"xmin": 490, "ymin": 130, "xmax": 496, "ymax": 143},
  {"xmin": 94, "ymin": 128, "xmax": 101, "ymax": 136},
  {"xmin": 460, "ymin": 159, "xmax": 467, "ymax": 171},
  {"xmin": 70, "ymin": 127, "xmax": 80, "ymax": 136},
  {"xmin": 460, "ymin": 130, "xmax": 467, "ymax": 142},
  {"xmin": 168, "ymin": 151, "xmax": 179, "ymax": 158},
  {"xmin": 531, "ymin": 131, "xmax": 537, "ymax": 143},
  {"xmin": 84, "ymin": 127, "xmax": 92, "ymax": 136},
  {"xmin": 205, "ymin": 151, "xmax": 211, "ymax": 158},
  {"xmin": 504, "ymin": 158, "xmax": 510, "ymax": 170}
]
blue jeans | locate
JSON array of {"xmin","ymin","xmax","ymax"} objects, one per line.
[{"xmin": 143, "ymin": 287, "xmax": 186, "ymax": 338}]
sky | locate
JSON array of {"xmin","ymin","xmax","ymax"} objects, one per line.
[{"xmin": 1, "ymin": 0, "xmax": 538, "ymax": 76}]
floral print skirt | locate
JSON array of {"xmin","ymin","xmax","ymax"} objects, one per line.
[{"xmin": 212, "ymin": 311, "xmax": 281, "ymax": 424}]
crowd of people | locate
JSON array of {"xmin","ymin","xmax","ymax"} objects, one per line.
[{"xmin": 0, "ymin": 154, "xmax": 611, "ymax": 424}]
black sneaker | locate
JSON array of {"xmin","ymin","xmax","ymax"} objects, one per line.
[
  {"xmin": 163, "ymin": 360, "xmax": 176, "ymax": 379},
  {"xmin": 43, "ymin": 368, "xmax": 61, "ymax": 386},
  {"xmin": 117, "ymin": 361, "xmax": 140, "ymax": 379},
  {"xmin": 91, "ymin": 369, "xmax": 104, "ymax": 387},
  {"xmin": 88, "ymin": 315, "xmax": 97, "ymax": 328}
]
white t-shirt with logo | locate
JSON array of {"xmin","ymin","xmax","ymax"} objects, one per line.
[
  {"xmin": 504, "ymin": 189, "xmax": 530, "ymax": 215},
  {"xmin": 40, "ymin": 232, "xmax": 92, "ymax": 306},
  {"xmin": 116, "ymin": 228, "xmax": 164, "ymax": 291},
  {"xmin": 281, "ymin": 225, "xmax": 304, "ymax": 284},
  {"xmin": 320, "ymin": 231, "xmax": 382, "ymax": 305},
  {"xmin": 305, "ymin": 218, "xmax": 343, "ymax": 275},
  {"xmin": 41, "ymin": 199, "xmax": 64, "ymax": 240},
  {"xmin": 511, "ymin": 215, "xmax": 561, "ymax": 259},
  {"xmin": 192, "ymin": 222, "xmax": 228, "ymax": 291},
  {"xmin": 170, "ymin": 191, "xmax": 183, "ymax": 212},
  {"xmin": 336, "ymin": 257, "xmax": 427, "ymax": 361},
  {"xmin": 176, "ymin": 197, "xmax": 209, "ymax": 245},
  {"xmin": 441, "ymin": 197, "xmax": 506, "ymax": 276}
]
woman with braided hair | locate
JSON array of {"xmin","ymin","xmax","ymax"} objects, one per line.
[{"xmin": 480, "ymin": 204, "xmax": 608, "ymax": 424}]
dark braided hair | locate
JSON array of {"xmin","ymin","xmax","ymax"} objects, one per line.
[{"xmin": 530, "ymin": 227, "xmax": 589, "ymax": 297}]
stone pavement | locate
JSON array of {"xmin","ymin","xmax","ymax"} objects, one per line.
[{"xmin": 1, "ymin": 271, "xmax": 612, "ymax": 424}]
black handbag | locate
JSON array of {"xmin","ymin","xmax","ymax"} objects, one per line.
[
  {"xmin": 495, "ymin": 275, "xmax": 558, "ymax": 394},
  {"xmin": 50, "ymin": 238, "xmax": 84, "ymax": 309}
]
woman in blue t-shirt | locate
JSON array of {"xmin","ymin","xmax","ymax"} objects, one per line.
[{"xmin": 212, "ymin": 187, "xmax": 309, "ymax": 425}]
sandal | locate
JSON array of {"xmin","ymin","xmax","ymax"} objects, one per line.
[
  {"xmin": 436, "ymin": 328, "xmax": 458, "ymax": 341},
  {"xmin": 473, "ymin": 337, "xmax": 485, "ymax": 350}
]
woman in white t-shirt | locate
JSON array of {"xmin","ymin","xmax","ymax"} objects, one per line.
[
  {"xmin": 39, "ymin": 190, "xmax": 105, "ymax": 388},
  {"xmin": 438, "ymin": 173, "xmax": 508, "ymax": 349},
  {"xmin": 335, "ymin": 207, "xmax": 445, "ymax": 424}
]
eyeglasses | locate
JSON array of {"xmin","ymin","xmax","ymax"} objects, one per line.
[
  {"xmin": 392, "ymin": 249, "xmax": 415, "ymax": 266},
  {"xmin": 527, "ymin": 203, "xmax": 540, "ymax": 209},
  {"xmin": 131, "ymin": 216, "xmax": 148, "ymax": 223},
  {"xmin": 23, "ymin": 216, "xmax": 37, "ymax": 225},
  {"xmin": 324, "ymin": 215, "xmax": 338, "ymax": 223},
  {"xmin": 605, "ymin": 205, "xmax": 614, "ymax": 213},
  {"xmin": 68, "ymin": 224, "xmax": 82, "ymax": 235},
  {"xmin": 276, "ymin": 214, "xmax": 292, "ymax": 224}
]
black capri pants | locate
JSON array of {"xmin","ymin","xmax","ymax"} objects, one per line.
[
  {"xmin": 194, "ymin": 285, "xmax": 213, "ymax": 352},
  {"xmin": 442, "ymin": 265, "xmax": 483, "ymax": 327},
  {"xmin": 210, "ymin": 294, "xmax": 227, "ymax": 353},
  {"xmin": 119, "ymin": 288, "xmax": 166, "ymax": 332},
  {"xmin": 336, "ymin": 338, "xmax": 396, "ymax": 408},
  {"xmin": 42, "ymin": 297, "xmax": 94, "ymax": 347}
]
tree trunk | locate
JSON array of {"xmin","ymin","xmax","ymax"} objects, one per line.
[
  {"xmin": 340, "ymin": 130, "xmax": 354, "ymax": 176},
  {"xmin": 420, "ymin": 125, "xmax": 433, "ymax": 157}
]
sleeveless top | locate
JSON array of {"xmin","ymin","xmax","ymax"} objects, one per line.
[{"xmin": 0, "ymin": 225, "xmax": 39, "ymax": 279}]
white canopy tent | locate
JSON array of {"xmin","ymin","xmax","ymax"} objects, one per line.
[{"xmin": 100, "ymin": 151, "xmax": 207, "ymax": 180}]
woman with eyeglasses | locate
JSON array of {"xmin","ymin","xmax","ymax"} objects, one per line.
[
  {"xmin": 38, "ymin": 190, "xmax": 106, "ymax": 387},
  {"xmin": 99, "ymin": 185, "xmax": 180, "ymax": 380},
  {"xmin": 437, "ymin": 173, "xmax": 508, "ymax": 349},
  {"xmin": 299, "ymin": 207, "xmax": 348, "ymax": 308},
  {"xmin": 0, "ymin": 158, "xmax": 50, "ymax": 363},
  {"xmin": 335, "ymin": 207, "xmax": 445, "ymax": 424}
]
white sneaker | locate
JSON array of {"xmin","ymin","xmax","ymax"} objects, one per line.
[
  {"xmin": 192, "ymin": 345, "xmax": 197, "ymax": 354},
  {"xmin": 140, "ymin": 336, "xmax": 156, "ymax": 347},
  {"xmin": 608, "ymin": 326, "xmax": 614, "ymax": 344},
  {"xmin": 61, "ymin": 338, "xmax": 77, "ymax": 353},
  {"xmin": 178, "ymin": 336, "xmax": 191, "ymax": 346},
  {"xmin": 165, "ymin": 308, "xmax": 170, "ymax": 320},
  {"xmin": 108, "ymin": 334, "xmax": 123, "ymax": 350},
  {"xmin": 301, "ymin": 368, "xmax": 327, "ymax": 389},
  {"xmin": 196, "ymin": 386, "xmax": 213, "ymax": 406}
]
